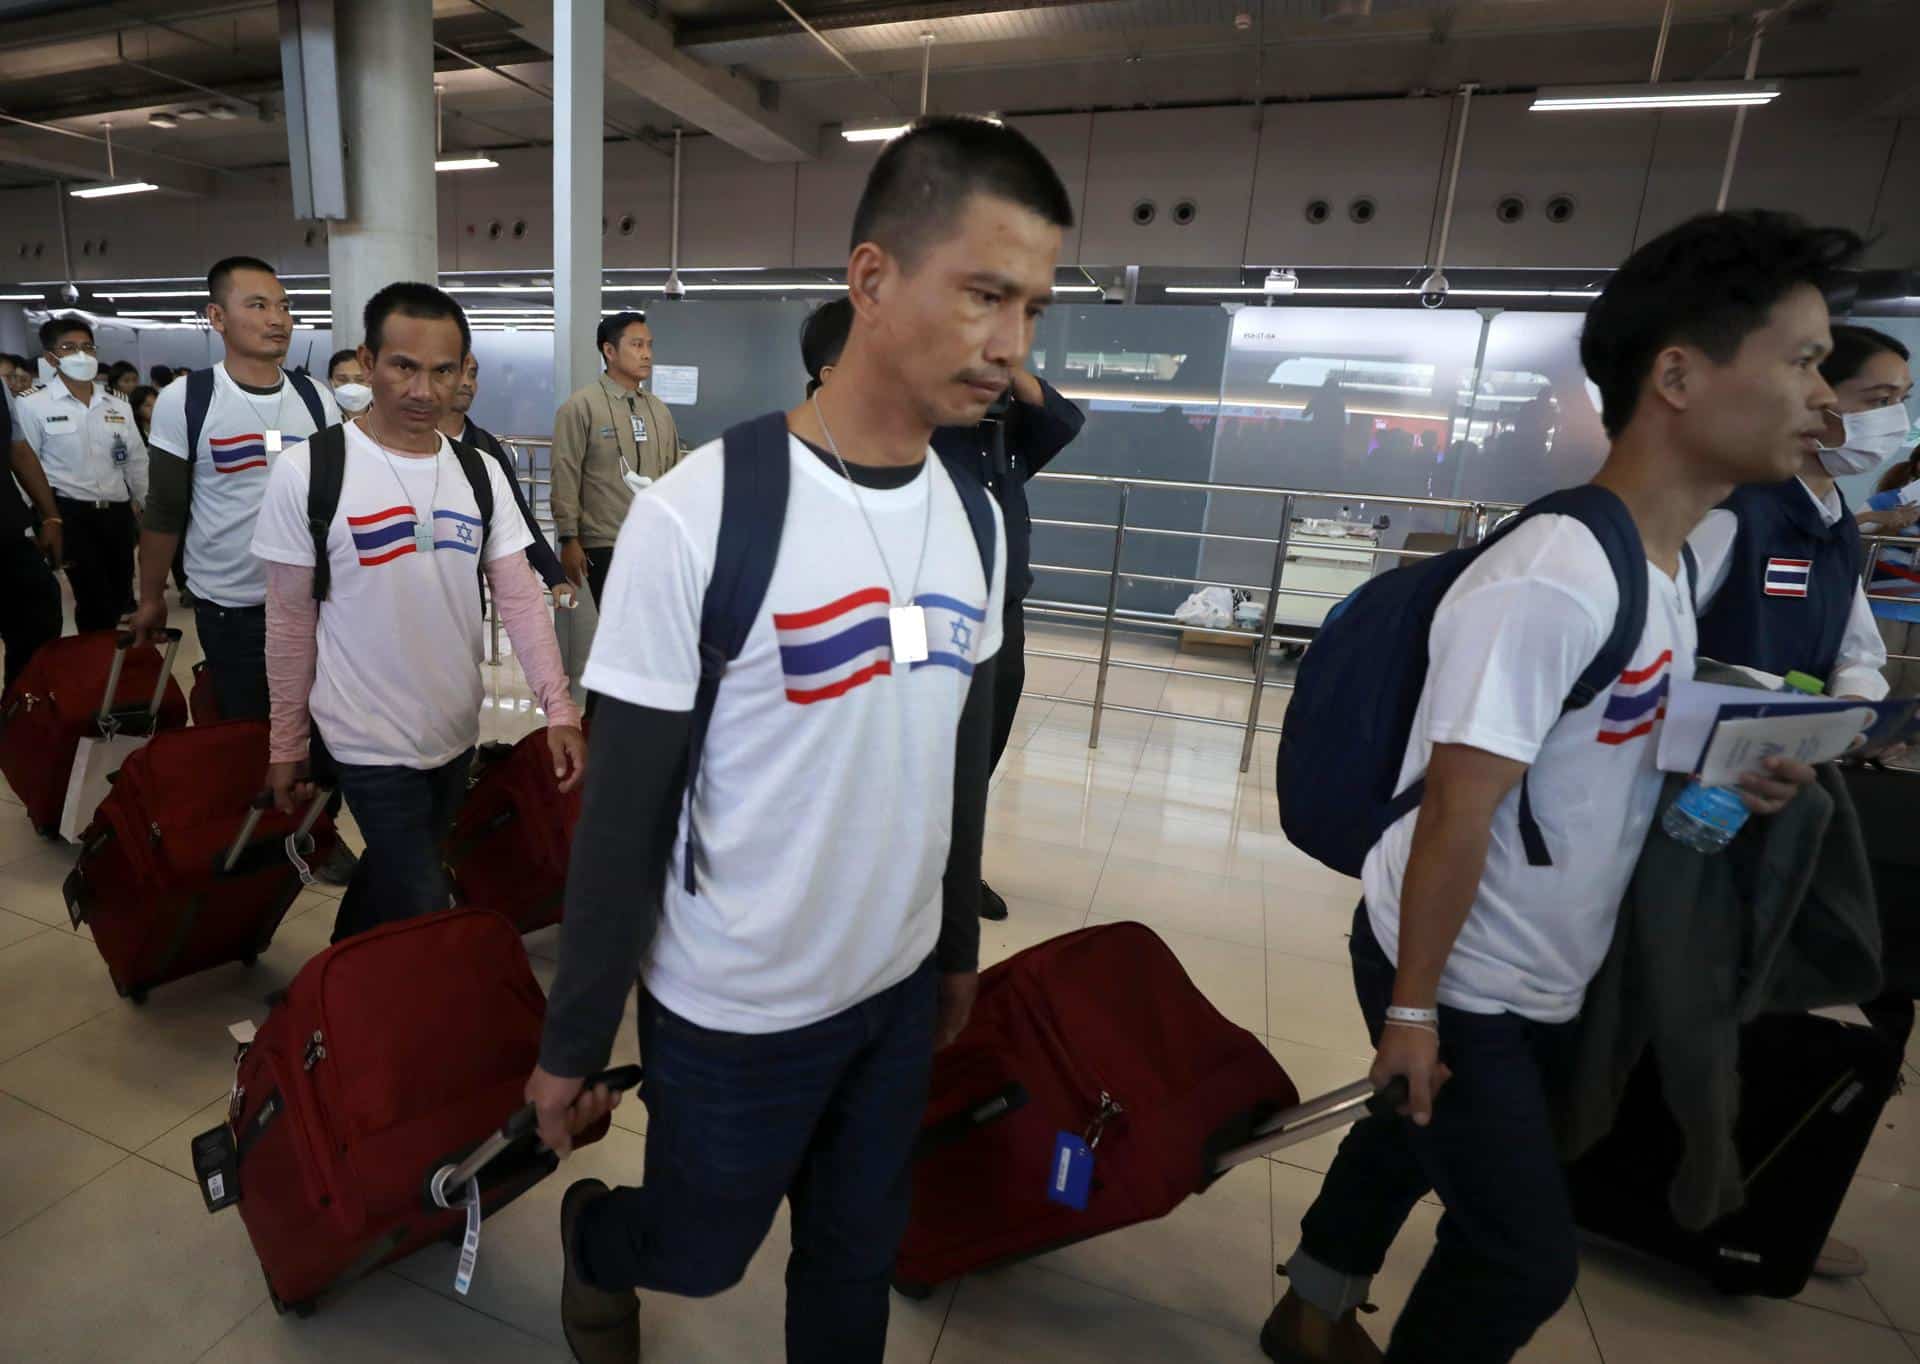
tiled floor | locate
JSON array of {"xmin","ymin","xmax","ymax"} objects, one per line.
[{"xmin": 2, "ymin": 609, "xmax": 1917, "ymax": 1362}]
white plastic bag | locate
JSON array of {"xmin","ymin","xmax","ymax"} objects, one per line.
[{"xmin": 1174, "ymin": 586, "xmax": 1236, "ymax": 630}]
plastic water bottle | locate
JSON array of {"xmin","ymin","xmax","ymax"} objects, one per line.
[{"xmin": 1659, "ymin": 670, "xmax": 1824, "ymax": 854}]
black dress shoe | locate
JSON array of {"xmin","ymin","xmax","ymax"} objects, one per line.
[{"xmin": 980, "ymin": 880, "xmax": 1009, "ymax": 921}]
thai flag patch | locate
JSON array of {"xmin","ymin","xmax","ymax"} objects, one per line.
[
  {"xmin": 1595, "ymin": 649, "xmax": 1672, "ymax": 747},
  {"xmin": 1763, "ymin": 557, "xmax": 1812, "ymax": 598},
  {"xmin": 208, "ymin": 432, "xmax": 269, "ymax": 475},
  {"xmin": 773, "ymin": 586, "xmax": 893, "ymax": 704}
]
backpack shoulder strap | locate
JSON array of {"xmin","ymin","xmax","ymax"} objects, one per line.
[
  {"xmin": 935, "ymin": 448, "xmax": 996, "ymax": 586},
  {"xmin": 682, "ymin": 411, "xmax": 792, "ymax": 895},
  {"xmin": 284, "ymin": 369, "xmax": 331, "ymax": 431},
  {"xmin": 305, "ymin": 423, "xmax": 349, "ymax": 602},
  {"xmin": 183, "ymin": 367, "xmax": 216, "ymax": 468},
  {"xmin": 447, "ymin": 438, "xmax": 495, "ymax": 548}
]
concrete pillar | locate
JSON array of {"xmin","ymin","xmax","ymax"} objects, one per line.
[
  {"xmin": 327, "ymin": 0, "xmax": 436, "ymax": 349},
  {"xmin": 553, "ymin": 0, "xmax": 605, "ymax": 402}
]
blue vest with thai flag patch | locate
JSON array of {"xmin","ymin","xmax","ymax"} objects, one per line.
[{"xmin": 1695, "ymin": 479, "xmax": 1860, "ymax": 682}]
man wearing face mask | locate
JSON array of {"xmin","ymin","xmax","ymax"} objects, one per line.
[
  {"xmin": 12, "ymin": 315, "xmax": 147, "ymax": 631},
  {"xmin": 550, "ymin": 312, "xmax": 685, "ymax": 610},
  {"xmin": 1687, "ymin": 324, "xmax": 1910, "ymax": 705},
  {"xmin": 329, "ymin": 349, "xmax": 372, "ymax": 415}
]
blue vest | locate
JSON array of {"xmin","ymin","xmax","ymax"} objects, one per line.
[{"xmin": 1695, "ymin": 480, "xmax": 1862, "ymax": 681}]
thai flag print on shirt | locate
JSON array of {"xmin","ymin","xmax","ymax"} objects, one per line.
[
  {"xmin": 772, "ymin": 587, "xmax": 989, "ymax": 704},
  {"xmin": 1763, "ymin": 557, "xmax": 1812, "ymax": 599},
  {"xmin": 208, "ymin": 432, "xmax": 270, "ymax": 475},
  {"xmin": 1595, "ymin": 649, "xmax": 1672, "ymax": 747},
  {"xmin": 346, "ymin": 505, "xmax": 485, "ymax": 567}
]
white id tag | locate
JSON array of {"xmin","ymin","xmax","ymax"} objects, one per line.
[
  {"xmin": 413, "ymin": 526, "xmax": 435, "ymax": 555},
  {"xmin": 454, "ymin": 1179, "xmax": 481, "ymax": 1295},
  {"xmin": 264, "ymin": 429, "xmax": 283, "ymax": 453},
  {"xmin": 889, "ymin": 605, "xmax": 929, "ymax": 664}
]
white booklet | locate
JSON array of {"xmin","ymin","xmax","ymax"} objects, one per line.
[{"xmin": 1658, "ymin": 676, "xmax": 1920, "ymax": 782}]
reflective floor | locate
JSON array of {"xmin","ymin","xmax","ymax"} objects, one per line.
[{"xmin": 0, "ymin": 609, "xmax": 1915, "ymax": 1363}]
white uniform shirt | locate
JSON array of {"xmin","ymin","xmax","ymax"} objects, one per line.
[{"xmin": 14, "ymin": 381, "xmax": 148, "ymax": 504}]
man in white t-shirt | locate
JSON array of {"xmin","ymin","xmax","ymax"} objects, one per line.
[
  {"xmin": 1263, "ymin": 213, "xmax": 1846, "ymax": 1364},
  {"xmin": 132, "ymin": 257, "xmax": 340, "ymax": 716},
  {"xmin": 252, "ymin": 283, "xmax": 586, "ymax": 942},
  {"xmin": 521, "ymin": 118, "xmax": 1067, "ymax": 1364}
]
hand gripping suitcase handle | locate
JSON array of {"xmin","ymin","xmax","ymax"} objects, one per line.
[
  {"xmin": 102, "ymin": 627, "xmax": 183, "ymax": 730},
  {"xmin": 427, "ymin": 1064, "xmax": 645, "ymax": 1210},
  {"xmin": 218, "ymin": 787, "xmax": 330, "ymax": 876},
  {"xmin": 1210, "ymin": 1077, "xmax": 1410, "ymax": 1176}
]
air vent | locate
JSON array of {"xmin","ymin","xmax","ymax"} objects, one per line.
[
  {"xmin": 1132, "ymin": 199, "xmax": 1157, "ymax": 227},
  {"xmin": 510, "ymin": 220, "xmax": 527, "ymax": 240},
  {"xmin": 1496, "ymin": 196, "xmax": 1526, "ymax": 224},
  {"xmin": 1545, "ymin": 195, "xmax": 1577, "ymax": 225},
  {"xmin": 1171, "ymin": 199, "xmax": 1197, "ymax": 226},
  {"xmin": 1304, "ymin": 198, "xmax": 1331, "ymax": 225},
  {"xmin": 618, "ymin": 214, "xmax": 636, "ymax": 237},
  {"xmin": 1348, "ymin": 196, "xmax": 1376, "ymax": 225},
  {"xmin": 485, "ymin": 220, "xmax": 502, "ymax": 240}
]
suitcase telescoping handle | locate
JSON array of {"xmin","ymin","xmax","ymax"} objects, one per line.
[
  {"xmin": 1211, "ymin": 1077, "xmax": 1410, "ymax": 1176},
  {"xmin": 219, "ymin": 787, "xmax": 331, "ymax": 875},
  {"xmin": 102, "ymin": 627, "xmax": 184, "ymax": 729},
  {"xmin": 427, "ymin": 1064, "xmax": 645, "ymax": 1211}
]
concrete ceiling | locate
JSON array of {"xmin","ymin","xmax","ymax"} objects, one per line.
[{"xmin": 0, "ymin": 0, "xmax": 1903, "ymax": 187}]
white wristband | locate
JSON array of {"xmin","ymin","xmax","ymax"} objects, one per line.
[{"xmin": 1385, "ymin": 1005, "xmax": 1439, "ymax": 1026}]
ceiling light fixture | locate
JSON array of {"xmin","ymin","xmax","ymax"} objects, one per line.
[
  {"xmin": 147, "ymin": 111, "xmax": 179, "ymax": 130},
  {"xmin": 71, "ymin": 180, "xmax": 159, "ymax": 199},
  {"xmin": 434, "ymin": 155, "xmax": 499, "ymax": 172},
  {"xmin": 1529, "ymin": 80, "xmax": 1780, "ymax": 112},
  {"xmin": 841, "ymin": 123, "xmax": 911, "ymax": 143}
]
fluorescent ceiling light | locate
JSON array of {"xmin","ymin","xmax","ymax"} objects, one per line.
[
  {"xmin": 70, "ymin": 181, "xmax": 160, "ymax": 199},
  {"xmin": 1530, "ymin": 80, "xmax": 1781, "ymax": 112},
  {"xmin": 434, "ymin": 156, "xmax": 499, "ymax": 172},
  {"xmin": 0, "ymin": 293, "xmax": 40, "ymax": 301},
  {"xmin": 842, "ymin": 124, "xmax": 912, "ymax": 143},
  {"xmin": 97, "ymin": 289, "xmax": 201, "ymax": 299}
]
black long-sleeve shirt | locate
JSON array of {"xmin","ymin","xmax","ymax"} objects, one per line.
[{"xmin": 537, "ymin": 453, "xmax": 999, "ymax": 1078}]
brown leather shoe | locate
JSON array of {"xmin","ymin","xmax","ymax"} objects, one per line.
[
  {"xmin": 560, "ymin": 1179, "xmax": 641, "ymax": 1363},
  {"xmin": 1259, "ymin": 1289, "xmax": 1384, "ymax": 1364}
]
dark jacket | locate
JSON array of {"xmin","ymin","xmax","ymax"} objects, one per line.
[
  {"xmin": 464, "ymin": 418, "xmax": 566, "ymax": 589},
  {"xmin": 933, "ymin": 377, "xmax": 1085, "ymax": 606},
  {"xmin": 1555, "ymin": 765, "xmax": 1882, "ymax": 1228}
]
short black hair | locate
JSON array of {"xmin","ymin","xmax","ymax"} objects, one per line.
[
  {"xmin": 1823, "ymin": 324, "xmax": 1910, "ymax": 387},
  {"xmin": 107, "ymin": 360, "xmax": 137, "ymax": 384},
  {"xmin": 1580, "ymin": 211, "xmax": 1865, "ymax": 439},
  {"xmin": 149, "ymin": 364, "xmax": 174, "ymax": 386},
  {"xmin": 596, "ymin": 311, "xmax": 648, "ymax": 361},
  {"xmin": 800, "ymin": 297, "xmax": 853, "ymax": 396},
  {"xmin": 39, "ymin": 314, "xmax": 92, "ymax": 351},
  {"xmin": 849, "ymin": 116, "xmax": 1074, "ymax": 266},
  {"xmin": 208, "ymin": 255, "xmax": 278, "ymax": 305},
  {"xmin": 363, "ymin": 281, "xmax": 470, "ymax": 358},
  {"xmin": 326, "ymin": 348, "xmax": 359, "ymax": 379},
  {"xmin": 128, "ymin": 383, "xmax": 157, "ymax": 411}
]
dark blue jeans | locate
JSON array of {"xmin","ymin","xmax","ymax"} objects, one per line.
[
  {"xmin": 328, "ymin": 748, "xmax": 473, "ymax": 943},
  {"xmin": 1286, "ymin": 908, "xmax": 1579, "ymax": 1364},
  {"xmin": 193, "ymin": 600, "xmax": 270, "ymax": 722},
  {"xmin": 576, "ymin": 959, "xmax": 939, "ymax": 1364}
]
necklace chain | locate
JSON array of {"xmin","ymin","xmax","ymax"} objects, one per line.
[
  {"xmin": 356, "ymin": 416, "xmax": 441, "ymax": 531},
  {"xmin": 810, "ymin": 393, "xmax": 933, "ymax": 608}
]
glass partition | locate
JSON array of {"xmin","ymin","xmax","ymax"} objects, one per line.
[{"xmin": 1452, "ymin": 310, "xmax": 1610, "ymax": 505}]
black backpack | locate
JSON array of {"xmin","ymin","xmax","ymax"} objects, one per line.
[{"xmin": 301, "ymin": 423, "xmax": 494, "ymax": 601}]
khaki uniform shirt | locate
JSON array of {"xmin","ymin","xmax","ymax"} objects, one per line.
[{"xmin": 550, "ymin": 374, "xmax": 685, "ymax": 549}]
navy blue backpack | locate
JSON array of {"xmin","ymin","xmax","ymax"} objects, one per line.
[
  {"xmin": 1276, "ymin": 484, "xmax": 1693, "ymax": 877},
  {"xmin": 678, "ymin": 411, "xmax": 997, "ymax": 894}
]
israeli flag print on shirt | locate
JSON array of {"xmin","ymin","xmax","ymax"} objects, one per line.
[
  {"xmin": 772, "ymin": 585, "xmax": 989, "ymax": 704},
  {"xmin": 346, "ymin": 505, "xmax": 483, "ymax": 567},
  {"xmin": 1595, "ymin": 649, "xmax": 1672, "ymax": 747}
]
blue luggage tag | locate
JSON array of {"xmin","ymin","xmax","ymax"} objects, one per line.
[{"xmin": 1046, "ymin": 1131, "xmax": 1094, "ymax": 1211}]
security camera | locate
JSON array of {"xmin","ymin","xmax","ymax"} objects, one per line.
[
  {"xmin": 1263, "ymin": 268, "xmax": 1299, "ymax": 298},
  {"xmin": 1418, "ymin": 269, "xmax": 1448, "ymax": 310},
  {"xmin": 60, "ymin": 281, "xmax": 79, "ymax": 303},
  {"xmin": 662, "ymin": 272, "xmax": 685, "ymax": 301}
]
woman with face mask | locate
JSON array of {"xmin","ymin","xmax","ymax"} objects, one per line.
[{"xmin": 1686, "ymin": 324, "xmax": 1911, "ymax": 707}]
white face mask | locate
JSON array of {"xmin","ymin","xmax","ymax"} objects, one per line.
[
  {"xmin": 332, "ymin": 382, "xmax": 372, "ymax": 413},
  {"xmin": 1816, "ymin": 402, "xmax": 1912, "ymax": 477},
  {"xmin": 56, "ymin": 352, "xmax": 98, "ymax": 384}
]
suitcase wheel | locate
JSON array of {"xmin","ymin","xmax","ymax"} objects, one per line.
[
  {"xmin": 891, "ymin": 1276, "xmax": 935, "ymax": 1301},
  {"xmin": 267, "ymin": 1280, "xmax": 316, "ymax": 1319}
]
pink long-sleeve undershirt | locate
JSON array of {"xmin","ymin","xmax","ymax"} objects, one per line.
[{"xmin": 263, "ymin": 557, "xmax": 582, "ymax": 765}]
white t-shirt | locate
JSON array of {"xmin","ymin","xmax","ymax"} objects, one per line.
[
  {"xmin": 584, "ymin": 434, "xmax": 1006, "ymax": 1034},
  {"xmin": 149, "ymin": 367, "xmax": 340, "ymax": 607},
  {"xmin": 1362, "ymin": 514, "xmax": 1697, "ymax": 1023},
  {"xmin": 251, "ymin": 421, "xmax": 533, "ymax": 769}
]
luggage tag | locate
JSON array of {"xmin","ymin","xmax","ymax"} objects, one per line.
[
  {"xmin": 264, "ymin": 429, "xmax": 283, "ymax": 454},
  {"xmin": 889, "ymin": 604, "xmax": 929, "ymax": 664},
  {"xmin": 454, "ymin": 1179, "xmax": 482, "ymax": 1295},
  {"xmin": 1046, "ymin": 1131, "xmax": 1094, "ymax": 1211},
  {"xmin": 191, "ymin": 1124, "xmax": 242, "ymax": 1213}
]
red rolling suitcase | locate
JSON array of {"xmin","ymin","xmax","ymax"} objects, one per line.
[
  {"xmin": 445, "ymin": 729, "xmax": 583, "ymax": 933},
  {"xmin": 0, "ymin": 628, "xmax": 189, "ymax": 833},
  {"xmin": 62, "ymin": 719, "xmax": 337, "ymax": 1003},
  {"xmin": 893, "ymin": 921, "xmax": 1392, "ymax": 1294},
  {"xmin": 201, "ymin": 908, "xmax": 634, "ymax": 1316}
]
